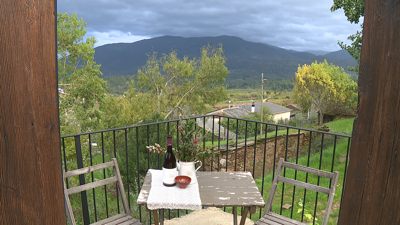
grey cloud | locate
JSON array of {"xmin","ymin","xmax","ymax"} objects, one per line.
[{"xmin": 57, "ymin": 0, "xmax": 361, "ymax": 51}]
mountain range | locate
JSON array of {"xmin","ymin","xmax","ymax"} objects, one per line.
[{"xmin": 94, "ymin": 35, "xmax": 357, "ymax": 85}]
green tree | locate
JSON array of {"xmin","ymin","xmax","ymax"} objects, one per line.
[
  {"xmin": 138, "ymin": 44, "xmax": 229, "ymax": 119},
  {"xmin": 57, "ymin": 12, "xmax": 106, "ymax": 135},
  {"xmin": 331, "ymin": 0, "xmax": 365, "ymax": 72},
  {"xmin": 293, "ymin": 60, "xmax": 357, "ymax": 125}
]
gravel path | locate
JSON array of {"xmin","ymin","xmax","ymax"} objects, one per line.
[{"xmin": 163, "ymin": 207, "xmax": 254, "ymax": 225}]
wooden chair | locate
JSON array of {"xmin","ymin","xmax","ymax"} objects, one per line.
[
  {"xmin": 255, "ymin": 158, "xmax": 339, "ymax": 225},
  {"xmin": 63, "ymin": 158, "xmax": 142, "ymax": 225}
]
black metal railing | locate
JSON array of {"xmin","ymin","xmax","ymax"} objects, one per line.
[{"xmin": 61, "ymin": 115, "xmax": 351, "ymax": 225}]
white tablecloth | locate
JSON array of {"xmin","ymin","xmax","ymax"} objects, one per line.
[{"xmin": 146, "ymin": 169, "xmax": 202, "ymax": 210}]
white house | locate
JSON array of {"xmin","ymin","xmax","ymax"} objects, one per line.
[
  {"xmin": 242, "ymin": 102, "xmax": 292, "ymax": 122},
  {"xmin": 211, "ymin": 101, "xmax": 292, "ymax": 123}
]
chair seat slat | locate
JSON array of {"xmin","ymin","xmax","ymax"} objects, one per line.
[
  {"xmin": 106, "ymin": 215, "xmax": 133, "ymax": 225},
  {"xmin": 254, "ymin": 216, "xmax": 281, "ymax": 225},
  {"xmin": 90, "ymin": 213, "xmax": 140, "ymax": 225},
  {"xmin": 266, "ymin": 212, "xmax": 308, "ymax": 224},
  {"xmin": 90, "ymin": 214, "xmax": 127, "ymax": 225}
]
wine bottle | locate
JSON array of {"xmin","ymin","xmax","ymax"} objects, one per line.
[{"xmin": 162, "ymin": 135, "xmax": 177, "ymax": 186}]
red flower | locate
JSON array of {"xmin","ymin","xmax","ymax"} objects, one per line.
[
  {"xmin": 157, "ymin": 146, "xmax": 160, "ymax": 150},
  {"xmin": 178, "ymin": 150, "xmax": 182, "ymax": 153},
  {"xmin": 148, "ymin": 148, "xmax": 151, "ymax": 152},
  {"xmin": 178, "ymin": 125, "xmax": 183, "ymax": 131},
  {"xmin": 194, "ymin": 139, "xmax": 198, "ymax": 144}
]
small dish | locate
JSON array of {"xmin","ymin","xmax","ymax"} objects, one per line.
[{"xmin": 175, "ymin": 175, "xmax": 191, "ymax": 189}]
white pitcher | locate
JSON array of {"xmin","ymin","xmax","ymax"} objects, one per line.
[{"xmin": 176, "ymin": 160, "xmax": 202, "ymax": 184}]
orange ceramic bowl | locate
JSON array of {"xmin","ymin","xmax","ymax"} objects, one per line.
[{"xmin": 175, "ymin": 175, "xmax": 191, "ymax": 189}]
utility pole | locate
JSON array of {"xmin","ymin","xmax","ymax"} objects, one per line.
[{"xmin": 260, "ymin": 73, "xmax": 267, "ymax": 135}]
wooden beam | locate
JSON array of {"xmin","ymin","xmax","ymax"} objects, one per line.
[
  {"xmin": 0, "ymin": 0, "xmax": 66, "ymax": 224},
  {"xmin": 338, "ymin": 0, "xmax": 400, "ymax": 224}
]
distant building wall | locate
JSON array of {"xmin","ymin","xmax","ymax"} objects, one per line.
[{"xmin": 273, "ymin": 111, "xmax": 291, "ymax": 122}]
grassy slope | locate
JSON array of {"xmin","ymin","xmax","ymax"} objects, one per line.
[{"xmin": 326, "ymin": 118, "xmax": 355, "ymax": 136}]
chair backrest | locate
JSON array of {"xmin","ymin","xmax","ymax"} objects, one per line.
[
  {"xmin": 264, "ymin": 158, "xmax": 339, "ymax": 225},
  {"xmin": 63, "ymin": 158, "xmax": 130, "ymax": 225}
]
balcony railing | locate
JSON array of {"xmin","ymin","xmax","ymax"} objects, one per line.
[{"xmin": 61, "ymin": 115, "xmax": 351, "ymax": 225}]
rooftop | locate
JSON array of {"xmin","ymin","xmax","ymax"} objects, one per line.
[{"xmin": 242, "ymin": 101, "xmax": 292, "ymax": 114}]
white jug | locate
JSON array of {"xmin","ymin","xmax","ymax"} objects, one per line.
[{"xmin": 176, "ymin": 160, "xmax": 202, "ymax": 184}]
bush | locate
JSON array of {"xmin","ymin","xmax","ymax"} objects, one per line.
[
  {"xmin": 204, "ymin": 130, "xmax": 219, "ymax": 142},
  {"xmin": 293, "ymin": 113, "xmax": 306, "ymax": 126},
  {"xmin": 309, "ymin": 112, "xmax": 318, "ymax": 124}
]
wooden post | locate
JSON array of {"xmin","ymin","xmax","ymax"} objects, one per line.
[
  {"xmin": 339, "ymin": 0, "xmax": 400, "ymax": 224},
  {"xmin": 0, "ymin": 0, "xmax": 66, "ymax": 224}
]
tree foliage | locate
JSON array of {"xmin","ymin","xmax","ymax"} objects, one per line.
[
  {"xmin": 57, "ymin": 12, "xmax": 106, "ymax": 134},
  {"xmin": 331, "ymin": 0, "xmax": 365, "ymax": 72},
  {"xmin": 98, "ymin": 80, "xmax": 157, "ymax": 130},
  {"xmin": 293, "ymin": 60, "xmax": 357, "ymax": 125},
  {"xmin": 138, "ymin": 44, "xmax": 229, "ymax": 119}
]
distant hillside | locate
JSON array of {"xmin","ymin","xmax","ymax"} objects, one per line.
[
  {"xmin": 324, "ymin": 49, "xmax": 353, "ymax": 59},
  {"xmin": 305, "ymin": 50, "xmax": 330, "ymax": 56},
  {"xmin": 94, "ymin": 35, "xmax": 357, "ymax": 84}
]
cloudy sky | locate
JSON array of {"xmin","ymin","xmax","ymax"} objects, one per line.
[{"xmin": 57, "ymin": 0, "xmax": 362, "ymax": 52}]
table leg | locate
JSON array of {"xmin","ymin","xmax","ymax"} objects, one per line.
[
  {"xmin": 233, "ymin": 207, "xmax": 238, "ymax": 225},
  {"xmin": 160, "ymin": 209, "xmax": 164, "ymax": 225},
  {"xmin": 240, "ymin": 207, "xmax": 249, "ymax": 225},
  {"xmin": 152, "ymin": 210, "xmax": 159, "ymax": 225}
]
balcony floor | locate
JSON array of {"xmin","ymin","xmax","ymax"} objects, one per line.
[{"xmin": 164, "ymin": 207, "xmax": 254, "ymax": 225}]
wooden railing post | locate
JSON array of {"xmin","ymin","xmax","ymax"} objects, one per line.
[
  {"xmin": 338, "ymin": 0, "xmax": 400, "ymax": 224},
  {"xmin": 0, "ymin": 0, "xmax": 66, "ymax": 224}
]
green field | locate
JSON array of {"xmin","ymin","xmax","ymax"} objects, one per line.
[{"xmin": 223, "ymin": 89, "xmax": 294, "ymax": 107}]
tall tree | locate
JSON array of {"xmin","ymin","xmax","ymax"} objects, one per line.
[
  {"xmin": 138, "ymin": 44, "xmax": 229, "ymax": 120},
  {"xmin": 331, "ymin": 0, "xmax": 365, "ymax": 72},
  {"xmin": 57, "ymin": 12, "xmax": 106, "ymax": 134},
  {"xmin": 293, "ymin": 60, "xmax": 357, "ymax": 125},
  {"xmin": 99, "ymin": 80, "xmax": 155, "ymax": 129}
]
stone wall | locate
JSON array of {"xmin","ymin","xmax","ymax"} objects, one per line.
[{"xmin": 202, "ymin": 132, "xmax": 308, "ymax": 178}]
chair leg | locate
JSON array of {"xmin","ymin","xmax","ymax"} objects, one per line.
[{"xmin": 240, "ymin": 207, "xmax": 249, "ymax": 225}]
